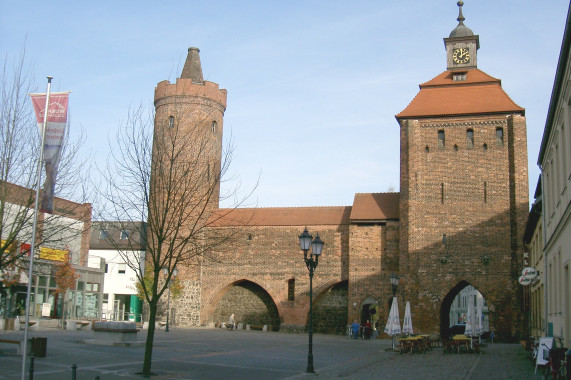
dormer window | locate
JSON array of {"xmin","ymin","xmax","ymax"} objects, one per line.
[{"xmin": 453, "ymin": 72, "xmax": 467, "ymax": 81}]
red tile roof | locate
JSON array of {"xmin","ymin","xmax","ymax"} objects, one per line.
[
  {"xmin": 396, "ymin": 69, "xmax": 524, "ymax": 119},
  {"xmin": 350, "ymin": 193, "xmax": 399, "ymax": 221},
  {"xmin": 209, "ymin": 206, "xmax": 352, "ymax": 227}
]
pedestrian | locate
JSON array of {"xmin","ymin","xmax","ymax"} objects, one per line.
[
  {"xmin": 363, "ymin": 319, "xmax": 372, "ymax": 340},
  {"xmin": 228, "ymin": 314, "xmax": 236, "ymax": 330},
  {"xmin": 351, "ymin": 320, "xmax": 360, "ymax": 339}
]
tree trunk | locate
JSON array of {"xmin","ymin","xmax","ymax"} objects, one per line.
[{"xmin": 142, "ymin": 300, "xmax": 158, "ymax": 376}]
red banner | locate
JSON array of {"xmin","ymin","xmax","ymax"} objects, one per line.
[{"xmin": 30, "ymin": 92, "xmax": 70, "ymax": 213}]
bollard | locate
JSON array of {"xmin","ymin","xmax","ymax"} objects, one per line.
[
  {"xmin": 71, "ymin": 363, "xmax": 77, "ymax": 380},
  {"xmin": 28, "ymin": 353, "xmax": 34, "ymax": 380}
]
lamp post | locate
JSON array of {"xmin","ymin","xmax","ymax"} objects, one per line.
[
  {"xmin": 162, "ymin": 267, "xmax": 178, "ymax": 332},
  {"xmin": 390, "ymin": 272, "xmax": 399, "ymax": 297},
  {"xmin": 299, "ymin": 228, "xmax": 324, "ymax": 374}
]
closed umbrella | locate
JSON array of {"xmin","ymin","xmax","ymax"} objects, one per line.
[
  {"xmin": 384, "ymin": 297, "xmax": 401, "ymax": 349},
  {"xmin": 402, "ymin": 301, "xmax": 413, "ymax": 334},
  {"xmin": 476, "ymin": 297, "xmax": 483, "ymax": 343},
  {"xmin": 464, "ymin": 296, "xmax": 475, "ymax": 349}
]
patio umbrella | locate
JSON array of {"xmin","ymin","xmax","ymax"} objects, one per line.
[
  {"xmin": 402, "ymin": 301, "xmax": 413, "ymax": 334},
  {"xmin": 464, "ymin": 296, "xmax": 475, "ymax": 349},
  {"xmin": 476, "ymin": 297, "xmax": 483, "ymax": 343},
  {"xmin": 384, "ymin": 297, "xmax": 401, "ymax": 349}
]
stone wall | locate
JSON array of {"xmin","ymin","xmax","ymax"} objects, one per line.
[
  {"xmin": 212, "ymin": 281, "xmax": 280, "ymax": 330},
  {"xmin": 313, "ymin": 281, "xmax": 348, "ymax": 334}
]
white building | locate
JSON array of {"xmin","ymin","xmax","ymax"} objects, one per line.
[
  {"xmin": 88, "ymin": 221, "xmax": 145, "ymax": 322},
  {"xmin": 537, "ymin": 3, "xmax": 571, "ymax": 348},
  {"xmin": 449, "ymin": 285, "xmax": 489, "ymax": 332}
]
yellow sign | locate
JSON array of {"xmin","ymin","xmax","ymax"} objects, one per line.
[{"xmin": 39, "ymin": 247, "xmax": 68, "ymax": 262}]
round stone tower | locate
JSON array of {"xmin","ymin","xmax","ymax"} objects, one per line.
[{"xmin": 154, "ymin": 47, "xmax": 227, "ymax": 208}]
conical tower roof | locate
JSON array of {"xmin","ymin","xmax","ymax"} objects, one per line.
[{"xmin": 181, "ymin": 47, "xmax": 204, "ymax": 84}]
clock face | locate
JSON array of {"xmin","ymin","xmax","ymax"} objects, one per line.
[{"xmin": 452, "ymin": 48, "xmax": 470, "ymax": 64}]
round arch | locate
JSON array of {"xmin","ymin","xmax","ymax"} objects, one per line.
[
  {"xmin": 310, "ymin": 280, "xmax": 348, "ymax": 335},
  {"xmin": 209, "ymin": 280, "xmax": 281, "ymax": 331}
]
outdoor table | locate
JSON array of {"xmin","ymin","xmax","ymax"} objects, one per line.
[
  {"xmin": 452, "ymin": 334, "xmax": 471, "ymax": 353},
  {"xmin": 398, "ymin": 335, "xmax": 428, "ymax": 354}
]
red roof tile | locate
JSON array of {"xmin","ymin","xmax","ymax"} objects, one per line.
[
  {"xmin": 350, "ymin": 193, "xmax": 399, "ymax": 221},
  {"xmin": 209, "ymin": 206, "xmax": 352, "ymax": 227},
  {"xmin": 396, "ymin": 69, "xmax": 524, "ymax": 119}
]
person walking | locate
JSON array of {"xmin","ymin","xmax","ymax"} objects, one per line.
[{"xmin": 351, "ymin": 320, "xmax": 360, "ymax": 340}]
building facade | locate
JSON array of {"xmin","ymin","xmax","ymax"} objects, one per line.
[
  {"xmin": 536, "ymin": 4, "xmax": 571, "ymax": 349},
  {"xmin": 0, "ymin": 181, "xmax": 102, "ymax": 328},
  {"xmin": 155, "ymin": 4, "xmax": 529, "ymax": 341},
  {"xmin": 88, "ymin": 221, "xmax": 145, "ymax": 322}
]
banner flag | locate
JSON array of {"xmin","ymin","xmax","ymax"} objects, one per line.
[{"xmin": 30, "ymin": 92, "xmax": 70, "ymax": 213}]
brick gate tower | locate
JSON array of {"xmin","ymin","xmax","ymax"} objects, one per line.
[{"xmin": 396, "ymin": 2, "xmax": 529, "ymax": 340}]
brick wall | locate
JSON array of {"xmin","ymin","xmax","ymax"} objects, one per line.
[{"xmin": 399, "ymin": 114, "xmax": 528, "ymax": 341}]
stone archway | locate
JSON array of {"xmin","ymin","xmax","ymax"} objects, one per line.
[
  {"xmin": 440, "ymin": 280, "xmax": 489, "ymax": 340},
  {"xmin": 311, "ymin": 280, "xmax": 348, "ymax": 335},
  {"xmin": 212, "ymin": 280, "xmax": 280, "ymax": 331}
]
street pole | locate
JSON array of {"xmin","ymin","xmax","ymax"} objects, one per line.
[
  {"xmin": 299, "ymin": 228, "xmax": 324, "ymax": 374},
  {"xmin": 165, "ymin": 281, "xmax": 171, "ymax": 333},
  {"xmin": 307, "ymin": 262, "xmax": 315, "ymax": 373}
]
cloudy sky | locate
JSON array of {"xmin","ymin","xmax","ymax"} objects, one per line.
[{"xmin": 1, "ymin": 1, "xmax": 568, "ymax": 209}]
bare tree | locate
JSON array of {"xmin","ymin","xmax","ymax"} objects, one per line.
[
  {"xmin": 0, "ymin": 50, "xmax": 91, "ymax": 305},
  {"xmin": 98, "ymin": 103, "xmax": 253, "ymax": 376}
]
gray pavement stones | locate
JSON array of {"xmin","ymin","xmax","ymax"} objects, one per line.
[{"xmin": 0, "ymin": 327, "xmax": 544, "ymax": 379}]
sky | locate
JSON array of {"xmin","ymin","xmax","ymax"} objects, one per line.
[{"xmin": 1, "ymin": 1, "xmax": 569, "ymax": 209}]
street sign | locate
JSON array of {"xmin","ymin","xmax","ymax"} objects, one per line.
[{"xmin": 521, "ymin": 267, "xmax": 538, "ymax": 280}]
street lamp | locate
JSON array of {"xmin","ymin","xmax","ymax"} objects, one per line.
[
  {"xmin": 162, "ymin": 267, "xmax": 178, "ymax": 332},
  {"xmin": 299, "ymin": 228, "xmax": 324, "ymax": 374},
  {"xmin": 390, "ymin": 272, "xmax": 399, "ymax": 297}
]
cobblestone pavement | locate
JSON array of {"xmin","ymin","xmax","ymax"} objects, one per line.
[{"xmin": 0, "ymin": 328, "xmax": 544, "ymax": 379}]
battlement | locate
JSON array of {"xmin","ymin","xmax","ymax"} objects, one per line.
[{"xmin": 154, "ymin": 78, "xmax": 227, "ymax": 108}]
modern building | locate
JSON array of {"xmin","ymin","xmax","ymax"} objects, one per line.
[
  {"xmin": 536, "ymin": 3, "xmax": 571, "ymax": 348},
  {"xmin": 152, "ymin": 3, "xmax": 529, "ymax": 341},
  {"xmin": 0, "ymin": 181, "xmax": 103, "ymax": 328},
  {"xmin": 88, "ymin": 221, "xmax": 145, "ymax": 322}
]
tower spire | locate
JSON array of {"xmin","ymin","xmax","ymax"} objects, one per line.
[
  {"xmin": 457, "ymin": 1, "xmax": 465, "ymax": 25},
  {"xmin": 181, "ymin": 47, "xmax": 204, "ymax": 84}
]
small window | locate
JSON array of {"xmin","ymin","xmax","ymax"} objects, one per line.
[
  {"xmin": 212, "ymin": 121, "xmax": 217, "ymax": 133},
  {"xmin": 120, "ymin": 230, "xmax": 130, "ymax": 240},
  {"xmin": 441, "ymin": 183, "xmax": 445, "ymax": 204},
  {"xmin": 484, "ymin": 181, "xmax": 488, "ymax": 203},
  {"xmin": 104, "ymin": 263, "xmax": 108, "ymax": 273},
  {"xmin": 288, "ymin": 279, "xmax": 295, "ymax": 301},
  {"xmin": 99, "ymin": 230, "xmax": 109, "ymax": 240},
  {"xmin": 496, "ymin": 127, "xmax": 504, "ymax": 145},
  {"xmin": 247, "ymin": 234, "xmax": 253, "ymax": 241},
  {"xmin": 438, "ymin": 130, "xmax": 445, "ymax": 149},
  {"xmin": 425, "ymin": 145, "xmax": 430, "ymax": 153},
  {"xmin": 118, "ymin": 263, "xmax": 126, "ymax": 275},
  {"xmin": 483, "ymin": 143, "xmax": 488, "ymax": 151},
  {"xmin": 466, "ymin": 129, "xmax": 474, "ymax": 148},
  {"xmin": 103, "ymin": 293, "xmax": 109, "ymax": 303},
  {"xmin": 454, "ymin": 144, "xmax": 458, "ymax": 152},
  {"xmin": 169, "ymin": 116, "xmax": 175, "ymax": 128}
]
